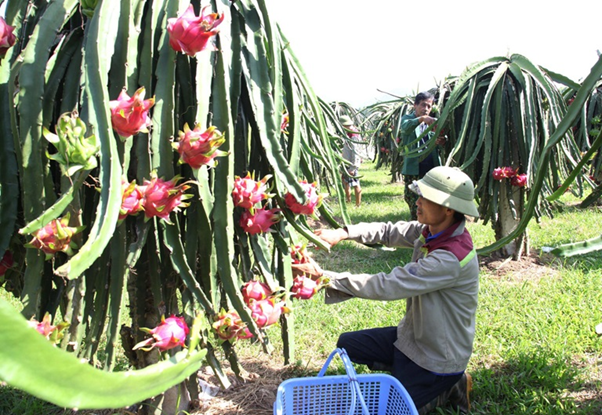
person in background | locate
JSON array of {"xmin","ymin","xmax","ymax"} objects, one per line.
[
  {"xmin": 340, "ymin": 115, "xmax": 362, "ymax": 207},
  {"xmin": 401, "ymin": 91, "xmax": 445, "ymax": 220},
  {"xmin": 292, "ymin": 166, "xmax": 479, "ymax": 414}
]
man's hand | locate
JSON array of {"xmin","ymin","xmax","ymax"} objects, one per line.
[
  {"xmin": 419, "ymin": 115, "xmax": 437, "ymax": 126},
  {"xmin": 291, "ymin": 257, "xmax": 323, "ymax": 279},
  {"xmin": 314, "ymin": 228, "xmax": 348, "ymax": 248}
]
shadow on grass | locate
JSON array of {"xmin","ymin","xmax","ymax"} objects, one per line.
[{"xmin": 469, "ymin": 350, "xmax": 602, "ymax": 415}]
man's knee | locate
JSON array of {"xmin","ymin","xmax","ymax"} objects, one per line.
[{"xmin": 336, "ymin": 332, "xmax": 354, "ymax": 349}]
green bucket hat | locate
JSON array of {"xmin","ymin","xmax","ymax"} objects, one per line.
[
  {"xmin": 409, "ymin": 166, "xmax": 480, "ymax": 218},
  {"xmin": 340, "ymin": 115, "xmax": 354, "ymax": 127}
]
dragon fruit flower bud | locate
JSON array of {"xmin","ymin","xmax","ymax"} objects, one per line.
[
  {"xmin": 133, "ymin": 315, "xmax": 190, "ymax": 352},
  {"xmin": 167, "ymin": 5, "xmax": 224, "ymax": 56},
  {"xmin": 248, "ymin": 297, "xmax": 289, "ymax": 328},
  {"xmin": 511, "ymin": 173, "xmax": 528, "ymax": 187},
  {"xmin": 119, "ymin": 180, "xmax": 145, "ymax": 221},
  {"xmin": 43, "ymin": 112, "xmax": 99, "ymax": 176},
  {"xmin": 141, "ymin": 173, "xmax": 192, "ymax": 222},
  {"xmin": 25, "ymin": 213, "xmax": 85, "ymax": 259},
  {"xmin": 232, "ymin": 173, "xmax": 273, "ymax": 209},
  {"xmin": 109, "ymin": 87, "xmax": 155, "ymax": 139},
  {"xmin": 173, "ymin": 124, "xmax": 227, "ymax": 169},
  {"xmin": 80, "ymin": 0, "xmax": 100, "ymax": 18},
  {"xmin": 239, "ymin": 207, "xmax": 280, "ymax": 234},
  {"xmin": 0, "ymin": 17, "xmax": 16, "ymax": 59},
  {"xmin": 212, "ymin": 309, "xmax": 253, "ymax": 342},
  {"xmin": 284, "ymin": 181, "xmax": 323, "ymax": 216},
  {"xmin": 242, "ymin": 279, "xmax": 272, "ymax": 305}
]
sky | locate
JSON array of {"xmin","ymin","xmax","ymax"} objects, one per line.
[{"xmin": 267, "ymin": 0, "xmax": 602, "ymax": 108}]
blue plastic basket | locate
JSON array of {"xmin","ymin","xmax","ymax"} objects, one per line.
[{"xmin": 274, "ymin": 348, "xmax": 418, "ymax": 415}]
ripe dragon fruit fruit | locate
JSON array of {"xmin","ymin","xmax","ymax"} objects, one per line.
[
  {"xmin": 232, "ymin": 173, "xmax": 273, "ymax": 209},
  {"xmin": 0, "ymin": 250, "xmax": 13, "ymax": 276},
  {"xmin": 291, "ymin": 275, "xmax": 328, "ymax": 300},
  {"xmin": 511, "ymin": 173, "xmax": 528, "ymax": 187},
  {"xmin": 284, "ymin": 180, "xmax": 323, "ymax": 216},
  {"xmin": 173, "ymin": 124, "xmax": 227, "ymax": 169},
  {"xmin": 133, "ymin": 315, "xmax": 190, "ymax": 352},
  {"xmin": 241, "ymin": 279, "xmax": 272, "ymax": 305},
  {"xmin": 25, "ymin": 213, "xmax": 85, "ymax": 259},
  {"xmin": 212, "ymin": 309, "xmax": 253, "ymax": 342},
  {"xmin": 290, "ymin": 243, "xmax": 311, "ymax": 264},
  {"xmin": 109, "ymin": 87, "xmax": 155, "ymax": 139},
  {"xmin": 239, "ymin": 207, "xmax": 280, "ymax": 234},
  {"xmin": 167, "ymin": 5, "xmax": 224, "ymax": 56},
  {"xmin": 248, "ymin": 297, "xmax": 289, "ymax": 328},
  {"xmin": 140, "ymin": 174, "xmax": 192, "ymax": 222},
  {"xmin": 119, "ymin": 179, "xmax": 145, "ymax": 221}
]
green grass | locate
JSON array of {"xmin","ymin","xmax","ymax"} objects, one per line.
[{"xmin": 2, "ymin": 162, "xmax": 602, "ymax": 414}]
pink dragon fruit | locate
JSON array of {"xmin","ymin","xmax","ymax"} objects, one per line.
[
  {"xmin": 290, "ymin": 275, "xmax": 326, "ymax": 300},
  {"xmin": 109, "ymin": 87, "xmax": 155, "ymax": 139},
  {"xmin": 242, "ymin": 279, "xmax": 272, "ymax": 305},
  {"xmin": 232, "ymin": 173, "xmax": 273, "ymax": 209},
  {"xmin": 28, "ymin": 313, "xmax": 69, "ymax": 344},
  {"xmin": 290, "ymin": 244, "xmax": 311, "ymax": 264},
  {"xmin": 173, "ymin": 124, "xmax": 227, "ymax": 169},
  {"xmin": 248, "ymin": 298, "xmax": 289, "ymax": 328},
  {"xmin": 284, "ymin": 181, "xmax": 323, "ymax": 216},
  {"xmin": 141, "ymin": 174, "xmax": 191, "ymax": 221},
  {"xmin": 167, "ymin": 5, "xmax": 224, "ymax": 56},
  {"xmin": 133, "ymin": 315, "xmax": 190, "ymax": 351},
  {"xmin": 511, "ymin": 173, "xmax": 528, "ymax": 187},
  {"xmin": 119, "ymin": 180, "xmax": 145, "ymax": 221},
  {"xmin": 239, "ymin": 207, "xmax": 280, "ymax": 234},
  {"xmin": 25, "ymin": 213, "xmax": 85, "ymax": 258},
  {"xmin": 0, "ymin": 17, "xmax": 16, "ymax": 59},
  {"xmin": 0, "ymin": 250, "xmax": 13, "ymax": 276},
  {"xmin": 281, "ymin": 112, "xmax": 289, "ymax": 133},
  {"xmin": 212, "ymin": 309, "xmax": 253, "ymax": 342}
]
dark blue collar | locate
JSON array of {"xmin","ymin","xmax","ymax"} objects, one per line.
[{"xmin": 425, "ymin": 229, "xmax": 444, "ymax": 242}]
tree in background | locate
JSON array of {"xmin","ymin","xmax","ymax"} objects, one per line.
[{"xmin": 434, "ymin": 54, "xmax": 602, "ymax": 258}]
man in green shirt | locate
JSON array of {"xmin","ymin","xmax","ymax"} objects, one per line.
[{"xmin": 401, "ymin": 92, "xmax": 444, "ymax": 219}]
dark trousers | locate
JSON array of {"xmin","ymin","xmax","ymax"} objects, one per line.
[
  {"xmin": 337, "ymin": 327, "xmax": 463, "ymax": 409},
  {"xmin": 403, "ymin": 175, "xmax": 419, "ymax": 220}
]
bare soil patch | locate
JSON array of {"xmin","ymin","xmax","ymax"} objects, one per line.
[
  {"xmin": 190, "ymin": 359, "xmax": 308, "ymax": 415},
  {"xmin": 479, "ymin": 250, "xmax": 560, "ymax": 284}
]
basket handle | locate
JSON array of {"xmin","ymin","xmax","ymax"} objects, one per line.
[
  {"xmin": 318, "ymin": 348, "xmax": 371, "ymax": 415},
  {"xmin": 317, "ymin": 348, "xmax": 357, "ymax": 379}
]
